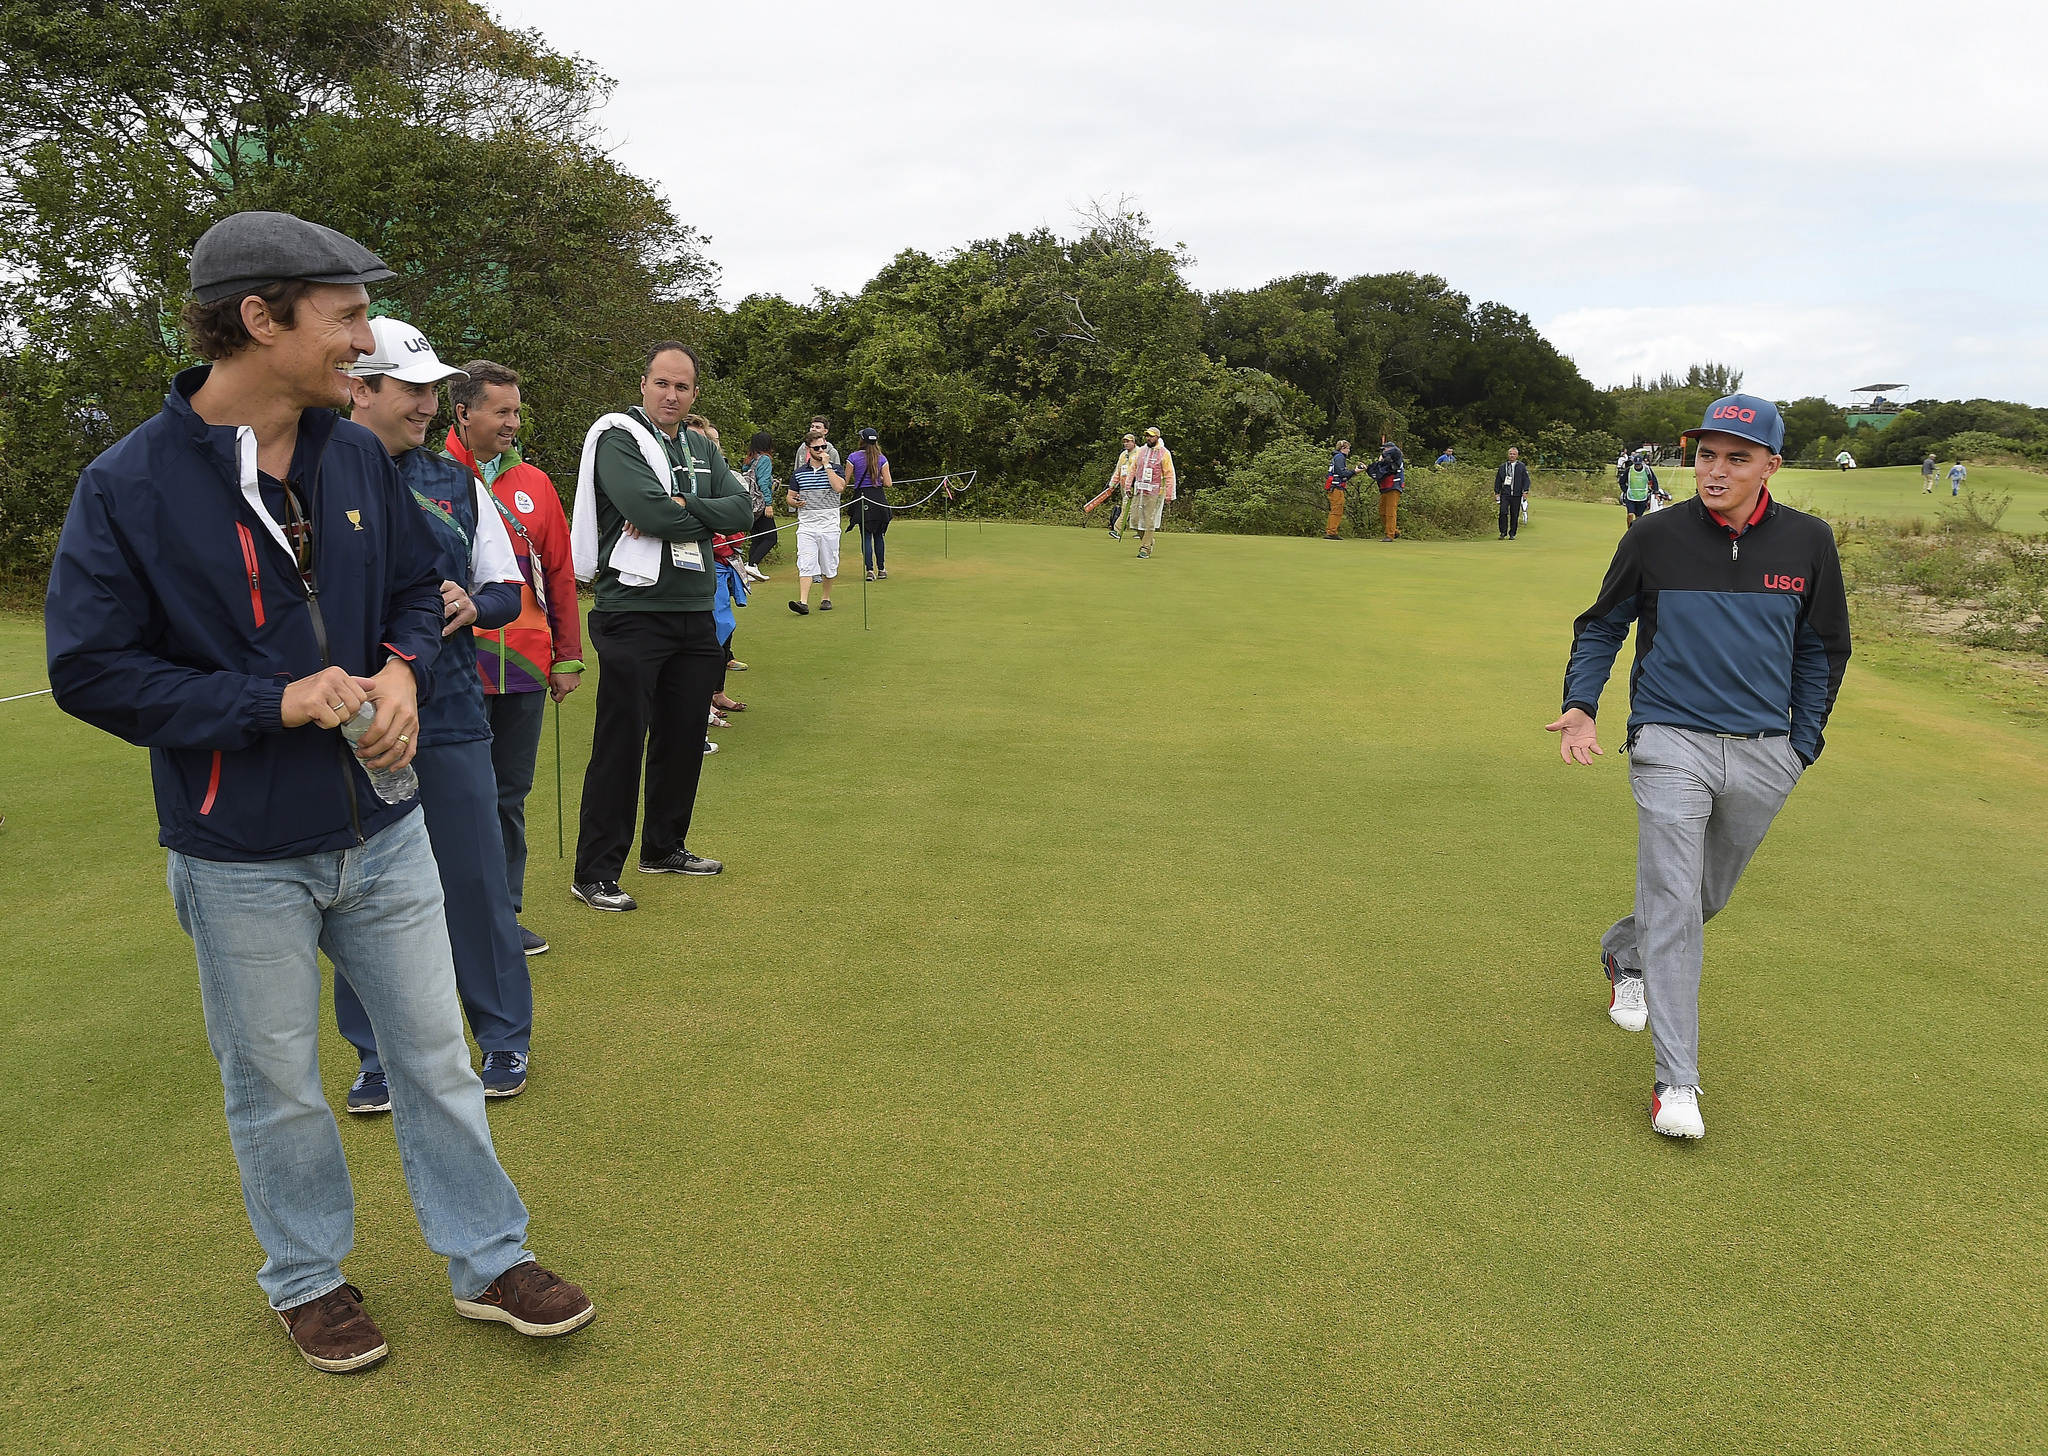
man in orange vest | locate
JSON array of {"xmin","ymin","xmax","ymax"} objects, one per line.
[{"xmin": 444, "ymin": 360, "xmax": 584, "ymax": 956}]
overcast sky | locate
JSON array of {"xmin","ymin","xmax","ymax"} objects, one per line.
[{"xmin": 494, "ymin": 0, "xmax": 2047, "ymax": 406}]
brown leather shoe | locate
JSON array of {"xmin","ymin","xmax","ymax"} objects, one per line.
[
  {"xmin": 454, "ymin": 1261, "xmax": 595, "ymax": 1337},
  {"xmin": 277, "ymin": 1283, "xmax": 388, "ymax": 1372}
]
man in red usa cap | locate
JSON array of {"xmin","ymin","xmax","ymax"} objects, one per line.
[{"xmin": 1544, "ymin": 393, "xmax": 1852, "ymax": 1140}]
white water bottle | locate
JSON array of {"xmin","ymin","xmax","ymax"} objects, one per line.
[{"xmin": 339, "ymin": 702, "xmax": 419, "ymax": 804}]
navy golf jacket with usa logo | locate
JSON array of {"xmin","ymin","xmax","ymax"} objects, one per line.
[{"xmin": 1562, "ymin": 491, "xmax": 1851, "ymax": 765}]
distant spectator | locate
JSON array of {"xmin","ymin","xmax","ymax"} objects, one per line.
[
  {"xmin": 847, "ymin": 427, "xmax": 894, "ymax": 580},
  {"xmin": 742, "ymin": 431, "xmax": 777, "ymax": 577},
  {"xmin": 1620, "ymin": 450, "xmax": 1658, "ymax": 528},
  {"xmin": 1106, "ymin": 432, "xmax": 1139, "ymax": 538},
  {"xmin": 1834, "ymin": 449, "xmax": 1855, "ymax": 471},
  {"xmin": 1324, "ymin": 439, "xmax": 1355, "ymax": 540},
  {"xmin": 1129, "ymin": 426, "xmax": 1176, "ymax": 558},
  {"xmin": 1949, "ymin": 460, "xmax": 1967, "ymax": 496},
  {"xmin": 1922, "ymin": 453, "xmax": 1938, "ymax": 493},
  {"xmin": 1369, "ymin": 439, "xmax": 1406, "ymax": 541},
  {"xmin": 786, "ymin": 436, "xmax": 845, "ymax": 612},
  {"xmin": 800, "ymin": 416, "xmax": 839, "ymax": 470},
  {"xmin": 686, "ymin": 418, "xmax": 751, "ymax": 720},
  {"xmin": 1494, "ymin": 446, "xmax": 1530, "ymax": 540},
  {"xmin": 1436, "ymin": 447, "xmax": 1456, "ymax": 467}
]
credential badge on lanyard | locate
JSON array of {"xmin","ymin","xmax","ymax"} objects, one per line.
[{"xmin": 670, "ymin": 428, "xmax": 705, "ymax": 571}]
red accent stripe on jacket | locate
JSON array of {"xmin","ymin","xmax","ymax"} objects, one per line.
[
  {"xmin": 235, "ymin": 524, "xmax": 265, "ymax": 627},
  {"xmin": 199, "ymin": 751, "xmax": 222, "ymax": 815}
]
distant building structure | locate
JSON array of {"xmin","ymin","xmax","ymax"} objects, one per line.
[{"xmin": 1846, "ymin": 383, "xmax": 1909, "ymax": 432}]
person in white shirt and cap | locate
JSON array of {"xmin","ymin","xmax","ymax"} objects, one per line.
[{"xmin": 333, "ymin": 317, "xmax": 540, "ymax": 1106}]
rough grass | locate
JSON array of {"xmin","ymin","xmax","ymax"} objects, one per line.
[{"xmin": 2, "ymin": 508, "xmax": 2044, "ymax": 1453}]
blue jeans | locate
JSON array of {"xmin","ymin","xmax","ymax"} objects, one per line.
[
  {"xmin": 485, "ymin": 690, "xmax": 548, "ymax": 912},
  {"xmin": 168, "ymin": 811, "xmax": 532, "ymax": 1310},
  {"xmin": 333, "ymin": 739, "xmax": 533, "ymax": 1073}
]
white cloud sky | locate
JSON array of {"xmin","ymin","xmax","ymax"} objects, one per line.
[{"xmin": 494, "ymin": 0, "xmax": 2048, "ymax": 405}]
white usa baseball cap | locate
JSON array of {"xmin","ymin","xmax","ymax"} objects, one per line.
[{"xmin": 345, "ymin": 316, "xmax": 468, "ymax": 384}]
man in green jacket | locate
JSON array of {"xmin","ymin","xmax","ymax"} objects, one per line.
[{"xmin": 571, "ymin": 341, "xmax": 753, "ymax": 912}]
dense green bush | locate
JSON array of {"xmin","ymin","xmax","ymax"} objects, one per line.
[{"xmin": 1183, "ymin": 438, "xmax": 1333, "ymax": 537}]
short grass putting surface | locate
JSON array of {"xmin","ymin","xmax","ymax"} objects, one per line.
[
  {"xmin": 3, "ymin": 504, "xmax": 2044, "ymax": 1453},
  {"xmin": 1771, "ymin": 462, "xmax": 2048, "ymax": 530}
]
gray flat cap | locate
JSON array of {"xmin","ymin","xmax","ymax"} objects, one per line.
[{"xmin": 189, "ymin": 210, "xmax": 395, "ymax": 303}]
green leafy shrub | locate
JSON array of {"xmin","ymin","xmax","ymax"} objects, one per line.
[
  {"xmin": 1184, "ymin": 437, "xmax": 1332, "ymax": 537},
  {"xmin": 1395, "ymin": 466, "xmax": 1499, "ymax": 539}
]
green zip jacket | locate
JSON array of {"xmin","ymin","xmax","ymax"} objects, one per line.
[{"xmin": 591, "ymin": 409, "xmax": 753, "ymax": 613}]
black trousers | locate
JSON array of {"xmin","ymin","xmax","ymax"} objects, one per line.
[
  {"xmin": 1498, "ymin": 490, "xmax": 1524, "ymax": 537},
  {"xmin": 575, "ymin": 609, "xmax": 724, "ymax": 882},
  {"xmin": 747, "ymin": 513, "xmax": 777, "ymax": 566}
]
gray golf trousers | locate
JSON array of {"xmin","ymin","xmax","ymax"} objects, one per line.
[{"xmin": 1600, "ymin": 723, "xmax": 1804, "ymax": 1088}]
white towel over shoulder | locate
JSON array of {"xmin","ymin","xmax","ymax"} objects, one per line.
[{"xmin": 571, "ymin": 413, "xmax": 676, "ymax": 585}]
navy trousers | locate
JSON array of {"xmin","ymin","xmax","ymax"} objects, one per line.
[
  {"xmin": 484, "ymin": 690, "xmax": 548, "ymax": 914},
  {"xmin": 335, "ymin": 738, "xmax": 533, "ymax": 1072}
]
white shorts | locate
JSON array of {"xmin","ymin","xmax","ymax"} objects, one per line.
[
  {"xmin": 1131, "ymin": 492, "xmax": 1166, "ymax": 531},
  {"xmin": 797, "ymin": 527, "xmax": 840, "ymax": 580}
]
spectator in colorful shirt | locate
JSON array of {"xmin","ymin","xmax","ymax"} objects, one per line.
[
  {"xmin": 443, "ymin": 360, "xmax": 582, "ymax": 957},
  {"xmin": 847, "ymin": 427, "xmax": 894, "ymax": 580},
  {"xmin": 1129, "ymin": 426, "xmax": 1176, "ymax": 559}
]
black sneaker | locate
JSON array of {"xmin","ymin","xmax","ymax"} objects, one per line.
[
  {"xmin": 788, "ymin": 600, "xmax": 809, "ymax": 615},
  {"xmin": 819, "ymin": 599, "xmax": 834, "ymax": 611},
  {"xmin": 480, "ymin": 1051, "xmax": 528, "ymax": 1098},
  {"xmin": 346, "ymin": 1070, "xmax": 391, "ymax": 1115},
  {"xmin": 518, "ymin": 924, "xmax": 548, "ymax": 957},
  {"xmin": 638, "ymin": 850, "xmax": 723, "ymax": 876},
  {"xmin": 571, "ymin": 880, "xmax": 637, "ymax": 912}
]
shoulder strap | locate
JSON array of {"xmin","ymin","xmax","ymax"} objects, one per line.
[{"xmin": 411, "ymin": 487, "xmax": 470, "ymax": 549}]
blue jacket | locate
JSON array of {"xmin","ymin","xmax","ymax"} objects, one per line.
[
  {"xmin": 395, "ymin": 447, "xmax": 520, "ymax": 749},
  {"xmin": 1562, "ymin": 491, "xmax": 1851, "ymax": 764},
  {"xmin": 45, "ymin": 366, "xmax": 447, "ymax": 861}
]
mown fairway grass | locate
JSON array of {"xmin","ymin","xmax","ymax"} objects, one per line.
[
  {"xmin": 3, "ymin": 504, "xmax": 2044, "ymax": 1453},
  {"xmin": 1772, "ymin": 461, "xmax": 2048, "ymax": 529}
]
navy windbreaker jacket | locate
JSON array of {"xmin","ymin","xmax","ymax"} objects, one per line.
[
  {"xmin": 395, "ymin": 447, "xmax": 520, "ymax": 749},
  {"xmin": 45, "ymin": 366, "xmax": 447, "ymax": 862},
  {"xmin": 1562, "ymin": 491, "xmax": 1851, "ymax": 765}
]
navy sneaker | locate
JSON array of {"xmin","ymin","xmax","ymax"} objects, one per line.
[
  {"xmin": 518, "ymin": 924, "xmax": 548, "ymax": 957},
  {"xmin": 346, "ymin": 1070, "xmax": 391, "ymax": 1115},
  {"xmin": 481, "ymin": 1051, "xmax": 529, "ymax": 1098}
]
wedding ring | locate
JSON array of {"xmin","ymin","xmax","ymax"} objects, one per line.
[{"xmin": 397, "ymin": 734, "xmax": 410, "ymax": 744}]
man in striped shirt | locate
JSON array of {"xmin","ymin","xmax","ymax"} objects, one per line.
[{"xmin": 786, "ymin": 438, "xmax": 846, "ymax": 614}]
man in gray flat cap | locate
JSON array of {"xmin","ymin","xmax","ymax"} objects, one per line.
[{"xmin": 45, "ymin": 210, "xmax": 593, "ymax": 1375}]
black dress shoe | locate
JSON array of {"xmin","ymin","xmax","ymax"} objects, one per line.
[
  {"xmin": 788, "ymin": 600, "xmax": 809, "ymax": 615},
  {"xmin": 638, "ymin": 850, "xmax": 723, "ymax": 876}
]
